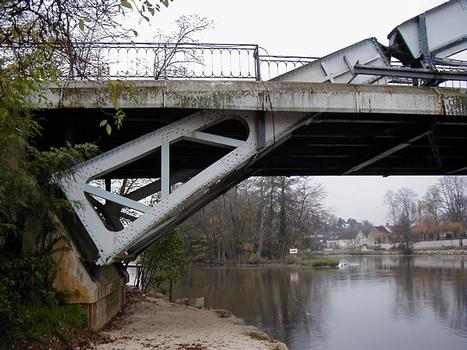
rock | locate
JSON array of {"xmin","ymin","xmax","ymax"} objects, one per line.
[
  {"xmin": 214, "ymin": 309, "xmax": 232, "ymax": 318},
  {"xmin": 271, "ymin": 341, "xmax": 289, "ymax": 350},
  {"xmin": 175, "ymin": 298, "xmax": 189, "ymax": 305},
  {"xmin": 188, "ymin": 297, "xmax": 204, "ymax": 308},
  {"xmin": 230, "ymin": 316, "xmax": 245, "ymax": 325}
]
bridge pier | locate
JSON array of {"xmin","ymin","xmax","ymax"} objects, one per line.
[{"xmin": 53, "ymin": 237, "xmax": 127, "ymax": 330}]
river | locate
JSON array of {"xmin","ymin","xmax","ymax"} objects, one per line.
[{"xmin": 174, "ymin": 256, "xmax": 467, "ymax": 350}]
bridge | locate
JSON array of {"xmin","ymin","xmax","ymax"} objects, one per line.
[{"xmin": 31, "ymin": 0, "xmax": 467, "ymax": 328}]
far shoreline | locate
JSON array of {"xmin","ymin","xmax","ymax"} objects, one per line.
[{"xmin": 193, "ymin": 249, "xmax": 466, "ymax": 269}]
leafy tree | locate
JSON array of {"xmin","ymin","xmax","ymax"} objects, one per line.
[
  {"xmin": 135, "ymin": 228, "xmax": 189, "ymax": 301},
  {"xmin": 0, "ymin": 0, "xmax": 174, "ymax": 345}
]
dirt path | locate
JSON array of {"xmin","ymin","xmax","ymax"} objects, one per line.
[{"xmin": 90, "ymin": 292, "xmax": 287, "ymax": 350}]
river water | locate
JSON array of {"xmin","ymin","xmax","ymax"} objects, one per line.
[{"xmin": 174, "ymin": 256, "xmax": 467, "ymax": 350}]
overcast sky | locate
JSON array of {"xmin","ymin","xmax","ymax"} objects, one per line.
[{"xmin": 135, "ymin": 0, "xmax": 456, "ymax": 224}]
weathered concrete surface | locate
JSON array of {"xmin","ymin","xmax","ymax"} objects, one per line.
[
  {"xmin": 39, "ymin": 80, "xmax": 467, "ymax": 116},
  {"xmin": 53, "ymin": 238, "xmax": 126, "ymax": 330}
]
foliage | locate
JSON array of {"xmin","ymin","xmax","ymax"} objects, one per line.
[
  {"xmin": 1, "ymin": 3, "xmax": 101, "ymax": 342},
  {"xmin": 296, "ymin": 257, "xmax": 339, "ymax": 267},
  {"xmin": 247, "ymin": 331, "xmax": 271, "ymax": 342},
  {"xmin": 0, "ymin": 254, "xmax": 88, "ymax": 347},
  {"xmin": 0, "ymin": 126, "xmax": 97, "ymax": 346},
  {"xmin": 136, "ymin": 228, "xmax": 189, "ymax": 293},
  {"xmin": 248, "ymin": 253, "xmax": 270, "ymax": 265},
  {"xmin": 101, "ymin": 80, "xmax": 138, "ymax": 135},
  {"xmin": 1, "ymin": 0, "xmax": 177, "ymax": 346}
]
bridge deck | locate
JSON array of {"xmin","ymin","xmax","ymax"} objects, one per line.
[{"xmin": 37, "ymin": 81, "xmax": 467, "ymax": 176}]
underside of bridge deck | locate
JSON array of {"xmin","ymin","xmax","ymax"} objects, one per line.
[{"xmin": 38, "ymin": 108, "xmax": 467, "ymax": 177}]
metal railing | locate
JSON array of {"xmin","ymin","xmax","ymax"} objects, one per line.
[
  {"xmin": 29, "ymin": 42, "xmax": 317, "ymax": 81},
  {"xmin": 3, "ymin": 41, "xmax": 466, "ymax": 86},
  {"xmin": 72, "ymin": 42, "xmax": 262, "ymax": 80},
  {"xmin": 74, "ymin": 42, "xmax": 320, "ymax": 81}
]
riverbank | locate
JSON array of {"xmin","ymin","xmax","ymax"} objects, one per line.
[
  {"xmin": 89, "ymin": 289, "xmax": 287, "ymax": 350},
  {"xmin": 196, "ymin": 257, "xmax": 339, "ymax": 268}
]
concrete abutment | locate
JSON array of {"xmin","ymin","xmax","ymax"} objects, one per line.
[{"xmin": 53, "ymin": 238, "xmax": 127, "ymax": 330}]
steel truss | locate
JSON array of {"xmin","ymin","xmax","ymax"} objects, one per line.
[{"xmin": 58, "ymin": 110, "xmax": 309, "ymax": 265}]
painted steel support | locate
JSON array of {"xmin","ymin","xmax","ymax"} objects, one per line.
[
  {"xmin": 353, "ymin": 64, "xmax": 467, "ymax": 83},
  {"xmin": 58, "ymin": 110, "xmax": 310, "ymax": 265},
  {"xmin": 84, "ymin": 184, "xmax": 150, "ymax": 213},
  {"xmin": 161, "ymin": 143, "xmax": 170, "ymax": 199},
  {"xmin": 343, "ymin": 131, "xmax": 432, "ymax": 175},
  {"xmin": 273, "ymin": 38, "xmax": 390, "ymax": 84},
  {"xmin": 388, "ymin": 0, "xmax": 467, "ymax": 64}
]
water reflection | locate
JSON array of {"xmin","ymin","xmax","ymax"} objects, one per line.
[{"xmin": 174, "ymin": 256, "xmax": 467, "ymax": 350}]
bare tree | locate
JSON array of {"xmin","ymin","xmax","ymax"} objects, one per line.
[
  {"xmin": 384, "ymin": 188, "xmax": 417, "ymax": 253},
  {"xmin": 436, "ymin": 176, "xmax": 466, "ymax": 244},
  {"xmin": 436, "ymin": 177, "xmax": 466, "ymax": 223},
  {"xmin": 181, "ymin": 176, "xmax": 327, "ymax": 262},
  {"xmin": 419, "ymin": 185, "xmax": 443, "ymax": 240},
  {"xmin": 1, "ymin": 0, "xmax": 175, "ymax": 79},
  {"xmin": 150, "ymin": 15, "xmax": 213, "ymax": 79}
]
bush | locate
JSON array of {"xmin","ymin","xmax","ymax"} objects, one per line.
[
  {"xmin": 299, "ymin": 251, "xmax": 316, "ymax": 260},
  {"xmin": 285, "ymin": 256, "xmax": 298, "ymax": 264},
  {"xmin": 248, "ymin": 253, "xmax": 269, "ymax": 265},
  {"xmin": 297, "ymin": 257, "xmax": 339, "ymax": 267},
  {"xmin": 136, "ymin": 228, "xmax": 189, "ymax": 294},
  {"xmin": 0, "ymin": 254, "xmax": 88, "ymax": 348},
  {"xmin": 312, "ymin": 258, "xmax": 339, "ymax": 267}
]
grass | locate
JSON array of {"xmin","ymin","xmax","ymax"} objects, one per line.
[
  {"xmin": 247, "ymin": 331, "xmax": 288, "ymax": 350},
  {"xmin": 2, "ymin": 302, "xmax": 88, "ymax": 349},
  {"xmin": 296, "ymin": 257, "xmax": 339, "ymax": 267},
  {"xmin": 247, "ymin": 331, "xmax": 271, "ymax": 342}
]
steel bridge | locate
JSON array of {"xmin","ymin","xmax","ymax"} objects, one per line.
[{"xmin": 35, "ymin": 0, "xmax": 467, "ymax": 265}]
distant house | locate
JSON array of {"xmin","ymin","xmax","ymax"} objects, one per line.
[
  {"xmin": 355, "ymin": 230, "xmax": 368, "ymax": 246},
  {"xmin": 327, "ymin": 227, "xmax": 393, "ymax": 250},
  {"xmin": 368, "ymin": 226, "xmax": 392, "ymax": 245},
  {"xmin": 326, "ymin": 231, "xmax": 361, "ymax": 250}
]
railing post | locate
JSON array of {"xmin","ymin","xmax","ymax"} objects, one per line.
[
  {"xmin": 164, "ymin": 43, "xmax": 168, "ymax": 80},
  {"xmin": 254, "ymin": 45, "xmax": 261, "ymax": 81}
]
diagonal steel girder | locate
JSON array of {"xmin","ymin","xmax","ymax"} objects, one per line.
[{"xmin": 58, "ymin": 109, "xmax": 310, "ymax": 265}]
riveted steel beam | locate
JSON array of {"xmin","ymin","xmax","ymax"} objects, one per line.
[
  {"xmin": 57, "ymin": 110, "xmax": 309, "ymax": 265},
  {"xmin": 343, "ymin": 131, "xmax": 432, "ymax": 175}
]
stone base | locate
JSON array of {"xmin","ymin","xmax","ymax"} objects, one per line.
[{"xmin": 53, "ymin": 239, "xmax": 127, "ymax": 330}]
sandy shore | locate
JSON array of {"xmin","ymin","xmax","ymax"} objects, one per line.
[{"xmin": 90, "ymin": 291, "xmax": 287, "ymax": 350}]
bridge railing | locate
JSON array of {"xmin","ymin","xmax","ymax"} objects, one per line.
[
  {"xmin": 65, "ymin": 42, "xmax": 467, "ymax": 86},
  {"xmin": 70, "ymin": 42, "xmax": 320, "ymax": 81},
  {"xmin": 68, "ymin": 42, "xmax": 263, "ymax": 80},
  {"xmin": 2, "ymin": 41, "xmax": 315, "ymax": 81},
  {"xmin": 3, "ymin": 41, "xmax": 466, "ymax": 86}
]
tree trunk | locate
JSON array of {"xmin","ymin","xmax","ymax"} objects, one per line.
[
  {"xmin": 169, "ymin": 276, "xmax": 174, "ymax": 302},
  {"xmin": 278, "ymin": 178, "xmax": 287, "ymax": 258},
  {"xmin": 257, "ymin": 203, "xmax": 265, "ymax": 257}
]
